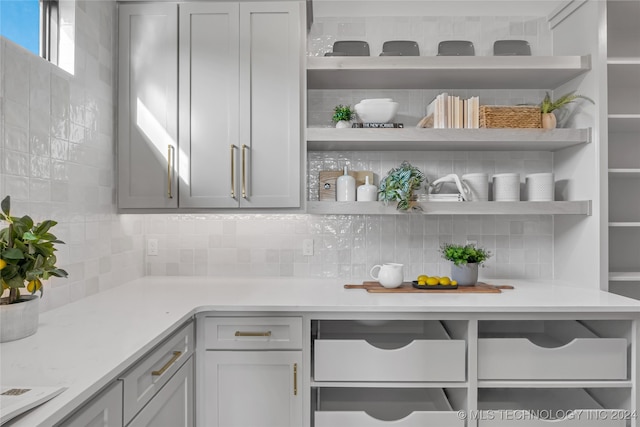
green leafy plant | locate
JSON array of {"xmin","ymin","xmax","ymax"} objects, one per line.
[
  {"xmin": 540, "ymin": 91, "xmax": 595, "ymax": 114},
  {"xmin": 332, "ymin": 104, "xmax": 354, "ymax": 123},
  {"xmin": 440, "ymin": 243, "xmax": 492, "ymax": 267},
  {"xmin": 378, "ymin": 161, "xmax": 426, "ymax": 211},
  {"xmin": 0, "ymin": 196, "xmax": 68, "ymax": 305}
]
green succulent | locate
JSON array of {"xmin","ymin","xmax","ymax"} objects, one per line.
[
  {"xmin": 332, "ymin": 104, "xmax": 354, "ymax": 122},
  {"xmin": 378, "ymin": 161, "xmax": 425, "ymax": 211}
]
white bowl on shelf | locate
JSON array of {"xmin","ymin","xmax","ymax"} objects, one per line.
[{"xmin": 354, "ymin": 100, "xmax": 399, "ymax": 123}]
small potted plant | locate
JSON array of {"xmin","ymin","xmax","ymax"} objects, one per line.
[
  {"xmin": 440, "ymin": 242, "xmax": 491, "ymax": 286},
  {"xmin": 539, "ymin": 91, "xmax": 595, "ymax": 129},
  {"xmin": 378, "ymin": 161, "xmax": 425, "ymax": 211},
  {"xmin": 0, "ymin": 195, "xmax": 68, "ymax": 342},
  {"xmin": 332, "ymin": 104, "xmax": 354, "ymax": 128}
]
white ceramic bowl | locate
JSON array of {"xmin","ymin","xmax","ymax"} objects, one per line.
[{"xmin": 354, "ymin": 100, "xmax": 399, "ymax": 123}]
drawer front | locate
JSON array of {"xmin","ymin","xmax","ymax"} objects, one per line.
[
  {"xmin": 314, "ymin": 340, "xmax": 466, "ymax": 381},
  {"xmin": 478, "ymin": 338, "xmax": 627, "ymax": 380},
  {"xmin": 203, "ymin": 316, "xmax": 303, "ymax": 350},
  {"xmin": 120, "ymin": 321, "xmax": 194, "ymax": 425},
  {"xmin": 315, "ymin": 411, "xmax": 464, "ymax": 427},
  {"xmin": 478, "ymin": 410, "xmax": 625, "ymax": 427}
]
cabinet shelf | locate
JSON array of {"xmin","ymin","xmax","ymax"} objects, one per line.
[
  {"xmin": 609, "ymin": 272, "xmax": 640, "ymax": 282},
  {"xmin": 478, "ymin": 380, "xmax": 633, "ymax": 389},
  {"xmin": 610, "ymin": 222, "xmax": 640, "ymax": 227},
  {"xmin": 307, "ymin": 55, "xmax": 591, "ymax": 90},
  {"xmin": 307, "ymin": 128, "xmax": 590, "ymax": 152},
  {"xmin": 608, "ymin": 57, "xmax": 640, "ymax": 65},
  {"xmin": 609, "ymin": 168, "xmax": 640, "ymax": 176},
  {"xmin": 306, "ymin": 201, "xmax": 591, "ymax": 216},
  {"xmin": 609, "ymin": 115, "xmax": 640, "ymax": 132}
]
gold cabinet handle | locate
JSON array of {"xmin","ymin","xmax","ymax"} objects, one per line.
[
  {"xmin": 167, "ymin": 145, "xmax": 174, "ymax": 199},
  {"xmin": 234, "ymin": 331, "xmax": 272, "ymax": 337},
  {"xmin": 241, "ymin": 144, "xmax": 248, "ymax": 199},
  {"xmin": 230, "ymin": 144, "xmax": 237, "ymax": 199},
  {"xmin": 293, "ymin": 363, "xmax": 298, "ymax": 396},
  {"xmin": 152, "ymin": 351, "xmax": 182, "ymax": 376}
]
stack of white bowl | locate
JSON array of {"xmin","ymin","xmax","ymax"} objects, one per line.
[{"xmin": 354, "ymin": 98, "xmax": 399, "ymax": 123}]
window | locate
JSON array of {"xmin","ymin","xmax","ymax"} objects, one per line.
[{"xmin": 1, "ymin": 0, "xmax": 73, "ymax": 74}]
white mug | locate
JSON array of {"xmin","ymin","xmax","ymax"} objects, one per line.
[
  {"xmin": 462, "ymin": 173, "xmax": 489, "ymax": 201},
  {"xmin": 370, "ymin": 263, "xmax": 404, "ymax": 288}
]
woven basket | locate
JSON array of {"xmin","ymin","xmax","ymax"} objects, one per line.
[{"xmin": 479, "ymin": 105, "xmax": 541, "ymax": 129}]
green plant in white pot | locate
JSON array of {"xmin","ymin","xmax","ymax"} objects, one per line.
[
  {"xmin": 440, "ymin": 242, "xmax": 491, "ymax": 286},
  {"xmin": 378, "ymin": 161, "xmax": 426, "ymax": 211},
  {"xmin": 0, "ymin": 195, "xmax": 68, "ymax": 342},
  {"xmin": 332, "ymin": 104, "xmax": 354, "ymax": 129}
]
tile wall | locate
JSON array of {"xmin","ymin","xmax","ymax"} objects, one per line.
[{"xmin": 0, "ymin": 0, "xmax": 144, "ymax": 312}]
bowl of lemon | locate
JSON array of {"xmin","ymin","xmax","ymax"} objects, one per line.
[{"xmin": 412, "ymin": 274, "xmax": 458, "ymax": 290}]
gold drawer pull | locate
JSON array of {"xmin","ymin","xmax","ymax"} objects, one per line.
[
  {"xmin": 152, "ymin": 351, "xmax": 182, "ymax": 376},
  {"xmin": 234, "ymin": 331, "xmax": 272, "ymax": 337}
]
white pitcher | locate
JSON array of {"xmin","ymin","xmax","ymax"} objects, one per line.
[{"xmin": 370, "ymin": 263, "xmax": 404, "ymax": 288}]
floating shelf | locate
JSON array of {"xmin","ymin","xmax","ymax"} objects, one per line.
[
  {"xmin": 306, "ymin": 201, "xmax": 592, "ymax": 216},
  {"xmin": 306, "ymin": 128, "xmax": 590, "ymax": 152},
  {"xmin": 609, "ymin": 272, "xmax": 640, "ymax": 282},
  {"xmin": 307, "ymin": 55, "xmax": 591, "ymax": 90}
]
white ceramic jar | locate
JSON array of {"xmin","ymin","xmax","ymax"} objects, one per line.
[
  {"xmin": 526, "ymin": 172, "xmax": 555, "ymax": 201},
  {"xmin": 492, "ymin": 173, "xmax": 520, "ymax": 201}
]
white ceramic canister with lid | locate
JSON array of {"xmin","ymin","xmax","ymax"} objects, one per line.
[
  {"xmin": 492, "ymin": 173, "xmax": 520, "ymax": 201},
  {"xmin": 357, "ymin": 176, "xmax": 377, "ymax": 201},
  {"xmin": 336, "ymin": 166, "xmax": 356, "ymax": 201}
]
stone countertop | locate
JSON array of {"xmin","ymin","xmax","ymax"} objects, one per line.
[{"xmin": 2, "ymin": 276, "xmax": 640, "ymax": 426}]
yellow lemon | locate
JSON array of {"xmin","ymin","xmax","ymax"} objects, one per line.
[
  {"xmin": 0, "ymin": 259, "xmax": 6, "ymax": 270},
  {"xmin": 426, "ymin": 277, "xmax": 439, "ymax": 286},
  {"xmin": 27, "ymin": 279, "xmax": 41, "ymax": 293},
  {"xmin": 417, "ymin": 280, "xmax": 427, "ymax": 286},
  {"xmin": 451, "ymin": 280, "xmax": 458, "ymax": 286},
  {"xmin": 439, "ymin": 277, "xmax": 451, "ymax": 286},
  {"xmin": 417, "ymin": 275, "xmax": 429, "ymax": 282}
]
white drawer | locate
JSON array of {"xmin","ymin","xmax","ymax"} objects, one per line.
[
  {"xmin": 119, "ymin": 321, "xmax": 194, "ymax": 425},
  {"xmin": 478, "ymin": 321, "xmax": 627, "ymax": 380},
  {"xmin": 478, "ymin": 389, "xmax": 625, "ymax": 427},
  {"xmin": 203, "ymin": 316, "xmax": 302, "ymax": 350},
  {"xmin": 315, "ymin": 388, "xmax": 464, "ymax": 427},
  {"xmin": 314, "ymin": 321, "xmax": 465, "ymax": 382}
]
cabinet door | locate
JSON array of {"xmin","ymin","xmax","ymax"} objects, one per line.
[
  {"xmin": 203, "ymin": 351, "xmax": 302, "ymax": 427},
  {"xmin": 179, "ymin": 3, "xmax": 240, "ymax": 208},
  {"xmin": 118, "ymin": 3, "xmax": 178, "ymax": 209},
  {"xmin": 239, "ymin": 2, "xmax": 302, "ymax": 208},
  {"xmin": 128, "ymin": 357, "xmax": 194, "ymax": 427},
  {"xmin": 60, "ymin": 382, "xmax": 123, "ymax": 427}
]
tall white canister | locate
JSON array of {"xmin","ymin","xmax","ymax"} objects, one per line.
[
  {"xmin": 492, "ymin": 173, "xmax": 520, "ymax": 201},
  {"xmin": 526, "ymin": 173, "xmax": 555, "ymax": 201}
]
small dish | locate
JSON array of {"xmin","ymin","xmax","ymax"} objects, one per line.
[
  {"xmin": 382, "ymin": 40, "xmax": 420, "ymax": 56},
  {"xmin": 412, "ymin": 281, "xmax": 459, "ymax": 290},
  {"xmin": 493, "ymin": 40, "xmax": 531, "ymax": 56},
  {"xmin": 437, "ymin": 40, "xmax": 475, "ymax": 56},
  {"xmin": 332, "ymin": 41, "xmax": 370, "ymax": 56}
]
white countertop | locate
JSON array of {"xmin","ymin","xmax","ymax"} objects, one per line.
[{"xmin": 2, "ymin": 276, "xmax": 640, "ymax": 426}]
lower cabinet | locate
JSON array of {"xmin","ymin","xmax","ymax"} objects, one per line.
[
  {"xmin": 58, "ymin": 381, "xmax": 123, "ymax": 427},
  {"xmin": 203, "ymin": 351, "xmax": 302, "ymax": 427},
  {"xmin": 128, "ymin": 357, "xmax": 194, "ymax": 427}
]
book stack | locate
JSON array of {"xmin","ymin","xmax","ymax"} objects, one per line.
[{"xmin": 417, "ymin": 93, "xmax": 480, "ymax": 129}]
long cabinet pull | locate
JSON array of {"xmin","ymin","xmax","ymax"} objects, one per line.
[
  {"xmin": 230, "ymin": 144, "xmax": 237, "ymax": 199},
  {"xmin": 293, "ymin": 363, "xmax": 298, "ymax": 396},
  {"xmin": 152, "ymin": 351, "xmax": 182, "ymax": 376},
  {"xmin": 241, "ymin": 144, "xmax": 248, "ymax": 199},
  {"xmin": 234, "ymin": 331, "xmax": 272, "ymax": 337},
  {"xmin": 167, "ymin": 145, "xmax": 174, "ymax": 199}
]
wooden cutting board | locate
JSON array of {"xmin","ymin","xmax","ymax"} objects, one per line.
[
  {"xmin": 344, "ymin": 281, "xmax": 514, "ymax": 293},
  {"xmin": 319, "ymin": 170, "xmax": 374, "ymax": 201}
]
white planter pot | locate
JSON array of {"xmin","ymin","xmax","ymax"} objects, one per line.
[
  {"xmin": 335, "ymin": 120, "xmax": 351, "ymax": 129},
  {"xmin": 451, "ymin": 263, "xmax": 479, "ymax": 286},
  {"xmin": 0, "ymin": 295, "xmax": 40, "ymax": 343}
]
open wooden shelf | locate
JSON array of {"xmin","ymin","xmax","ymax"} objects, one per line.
[
  {"xmin": 307, "ymin": 55, "xmax": 591, "ymax": 90},
  {"xmin": 306, "ymin": 128, "xmax": 590, "ymax": 152},
  {"xmin": 609, "ymin": 272, "xmax": 640, "ymax": 282},
  {"xmin": 306, "ymin": 201, "xmax": 592, "ymax": 216}
]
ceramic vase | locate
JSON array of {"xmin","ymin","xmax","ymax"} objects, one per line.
[
  {"xmin": 335, "ymin": 120, "xmax": 350, "ymax": 129},
  {"xmin": 541, "ymin": 112, "xmax": 557, "ymax": 129},
  {"xmin": 451, "ymin": 263, "xmax": 479, "ymax": 286},
  {"xmin": 0, "ymin": 295, "xmax": 40, "ymax": 342}
]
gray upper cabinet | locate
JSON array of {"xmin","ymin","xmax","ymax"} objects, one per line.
[
  {"xmin": 118, "ymin": 3, "xmax": 178, "ymax": 209},
  {"xmin": 118, "ymin": 2, "xmax": 302, "ymax": 210}
]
